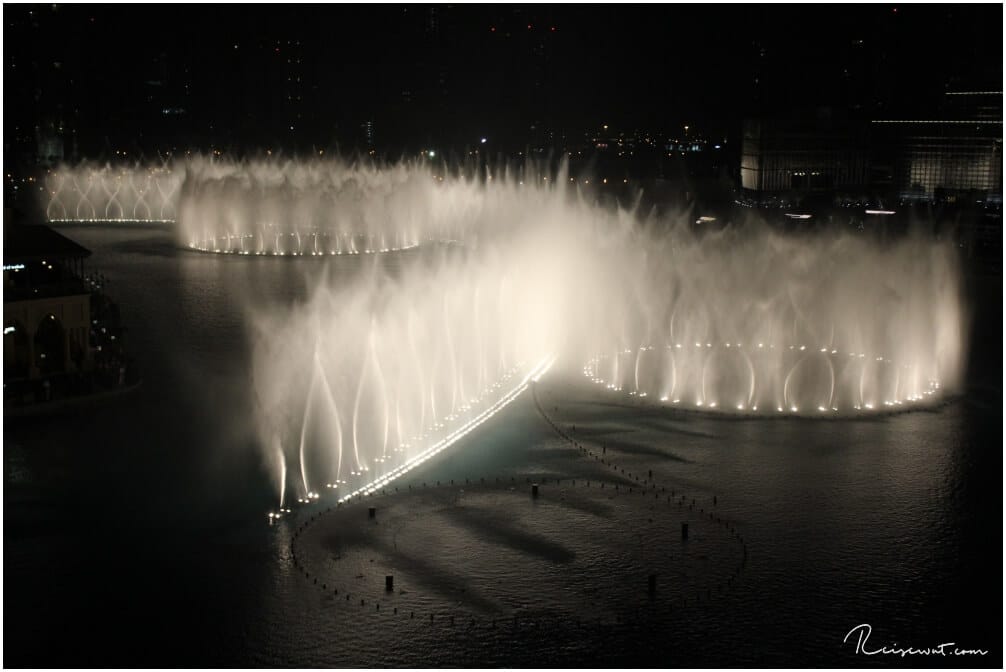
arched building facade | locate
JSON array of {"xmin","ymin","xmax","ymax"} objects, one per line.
[{"xmin": 3, "ymin": 218, "xmax": 92, "ymax": 389}]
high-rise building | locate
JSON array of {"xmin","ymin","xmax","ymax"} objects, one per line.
[
  {"xmin": 740, "ymin": 111, "xmax": 871, "ymax": 202},
  {"xmin": 740, "ymin": 92, "xmax": 1003, "ymax": 205},
  {"xmin": 870, "ymin": 91, "xmax": 1003, "ymax": 203}
]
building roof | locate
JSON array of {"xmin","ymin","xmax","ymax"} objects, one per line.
[{"xmin": 3, "ymin": 223, "xmax": 91, "ymax": 264}]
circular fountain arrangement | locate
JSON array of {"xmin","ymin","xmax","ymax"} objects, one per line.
[{"xmin": 584, "ymin": 342, "xmax": 942, "ymax": 416}]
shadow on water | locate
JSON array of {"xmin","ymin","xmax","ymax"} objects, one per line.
[
  {"xmin": 318, "ymin": 529, "xmax": 504, "ymax": 615},
  {"xmin": 438, "ymin": 505, "xmax": 577, "ymax": 565}
]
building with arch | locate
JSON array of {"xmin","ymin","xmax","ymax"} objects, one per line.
[{"xmin": 4, "ymin": 216, "xmax": 92, "ymax": 402}]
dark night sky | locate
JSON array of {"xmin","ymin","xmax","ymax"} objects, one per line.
[{"xmin": 4, "ymin": 3, "xmax": 1003, "ymax": 158}]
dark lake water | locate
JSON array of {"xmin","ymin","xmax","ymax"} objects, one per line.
[{"xmin": 4, "ymin": 223, "xmax": 1001, "ymax": 667}]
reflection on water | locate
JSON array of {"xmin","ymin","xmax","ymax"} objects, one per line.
[{"xmin": 3, "ymin": 224, "xmax": 999, "ymax": 667}]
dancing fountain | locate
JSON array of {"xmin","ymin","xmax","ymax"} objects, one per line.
[
  {"xmin": 577, "ymin": 224, "xmax": 964, "ymax": 415},
  {"xmin": 44, "ymin": 161, "xmax": 181, "ymax": 223},
  {"xmin": 246, "ymin": 163, "xmax": 967, "ymax": 510},
  {"xmin": 176, "ymin": 157, "xmax": 447, "ymax": 255},
  {"xmin": 43, "ymin": 156, "xmax": 477, "ymax": 255},
  {"xmin": 252, "ymin": 246, "xmax": 563, "ymax": 512},
  {"xmin": 39, "ymin": 157, "xmax": 968, "ymax": 509}
]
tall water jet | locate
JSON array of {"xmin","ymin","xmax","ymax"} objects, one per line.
[{"xmin": 226, "ymin": 158, "xmax": 965, "ymax": 502}]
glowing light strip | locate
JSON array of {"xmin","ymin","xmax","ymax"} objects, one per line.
[
  {"xmin": 532, "ymin": 356, "xmax": 556, "ymax": 382},
  {"xmin": 865, "ymin": 209, "xmax": 896, "ymax": 215},
  {"xmin": 339, "ymin": 354, "xmax": 555, "ymax": 502},
  {"xmin": 48, "ymin": 218, "xmax": 176, "ymax": 224}
]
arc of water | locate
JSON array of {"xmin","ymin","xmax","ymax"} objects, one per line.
[
  {"xmin": 132, "ymin": 173, "xmax": 152, "ymax": 220},
  {"xmin": 782, "ymin": 356, "xmax": 803, "ymax": 410},
  {"xmin": 858, "ymin": 359, "xmax": 867, "ymax": 408},
  {"xmin": 667, "ymin": 351, "xmax": 677, "ymax": 398},
  {"xmin": 473, "ymin": 285, "xmax": 485, "ymax": 398},
  {"xmin": 351, "ymin": 340, "xmax": 370, "ymax": 473},
  {"xmin": 275, "ymin": 436, "xmax": 287, "ymax": 508},
  {"xmin": 297, "ymin": 347, "xmax": 348, "ymax": 492},
  {"xmin": 633, "ymin": 345, "xmax": 643, "ymax": 393},
  {"xmin": 700, "ymin": 351, "xmax": 711, "ymax": 406},
  {"xmin": 496, "ymin": 276, "xmax": 509, "ymax": 378},
  {"xmin": 743, "ymin": 348, "xmax": 757, "ymax": 407},
  {"xmin": 74, "ymin": 175, "xmax": 97, "ymax": 220},
  {"xmin": 46, "ymin": 173, "xmax": 68, "ymax": 220},
  {"xmin": 394, "ymin": 392, "xmax": 403, "ymax": 456},
  {"xmin": 826, "ymin": 355, "xmax": 836, "ymax": 409},
  {"xmin": 368, "ymin": 326, "xmax": 390, "ymax": 459},
  {"xmin": 156, "ymin": 171, "xmax": 178, "ymax": 220},
  {"xmin": 407, "ymin": 309, "xmax": 427, "ymax": 438},
  {"xmin": 315, "ymin": 351, "xmax": 345, "ymax": 482},
  {"xmin": 104, "ymin": 176, "xmax": 123, "ymax": 220},
  {"xmin": 298, "ymin": 363, "xmax": 317, "ymax": 495},
  {"xmin": 443, "ymin": 293, "xmax": 459, "ymax": 414}
]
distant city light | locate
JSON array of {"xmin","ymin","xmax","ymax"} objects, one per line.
[
  {"xmin": 871, "ymin": 119, "xmax": 1003, "ymax": 124},
  {"xmin": 428, "ymin": 150, "xmax": 435, "ymax": 158},
  {"xmin": 480, "ymin": 137, "xmax": 487, "ymax": 144}
]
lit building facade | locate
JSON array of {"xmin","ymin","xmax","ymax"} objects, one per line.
[
  {"xmin": 741, "ymin": 92, "xmax": 1003, "ymax": 205},
  {"xmin": 3, "ymin": 222, "xmax": 92, "ymax": 392},
  {"xmin": 740, "ymin": 114, "xmax": 871, "ymax": 201},
  {"xmin": 870, "ymin": 92, "xmax": 1003, "ymax": 203}
]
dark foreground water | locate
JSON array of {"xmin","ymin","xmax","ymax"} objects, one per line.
[{"xmin": 4, "ymin": 223, "xmax": 1001, "ymax": 667}]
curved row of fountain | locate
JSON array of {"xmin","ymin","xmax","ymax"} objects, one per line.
[
  {"xmin": 39, "ymin": 157, "xmax": 968, "ymax": 508},
  {"xmin": 585, "ymin": 343, "xmax": 941, "ymax": 415},
  {"xmin": 572, "ymin": 219, "xmax": 964, "ymax": 419},
  {"xmin": 252, "ymin": 242, "xmax": 561, "ymax": 508}
]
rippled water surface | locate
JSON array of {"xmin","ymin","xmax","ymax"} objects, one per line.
[{"xmin": 4, "ymin": 224, "xmax": 1000, "ymax": 667}]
